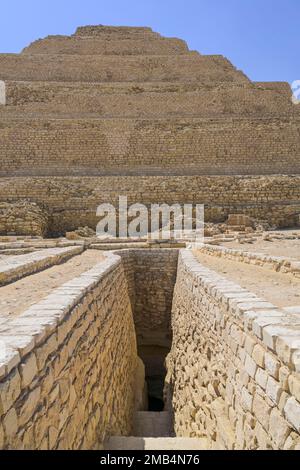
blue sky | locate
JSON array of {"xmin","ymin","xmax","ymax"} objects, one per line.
[{"xmin": 0, "ymin": 0, "xmax": 298, "ymax": 84}]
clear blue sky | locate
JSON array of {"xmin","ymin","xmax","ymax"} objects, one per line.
[{"xmin": 0, "ymin": 0, "xmax": 298, "ymax": 84}]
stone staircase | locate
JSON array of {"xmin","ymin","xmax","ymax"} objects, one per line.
[{"xmin": 105, "ymin": 412, "xmax": 208, "ymax": 450}]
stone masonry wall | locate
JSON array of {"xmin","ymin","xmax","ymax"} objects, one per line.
[
  {"xmin": 115, "ymin": 249, "xmax": 178, "ymax": 348},
  {"xmin": 0, "ymin": 175, "xmax": 298, "ymax": 234},
  {"xmin": 166, "ymin": 250, "xmax": 300, "ymax": 449},
  {"xmin": 0, "ymin": 200, "xmax": 49, "ymax": 236},
  {"xmin": 22, "ymin": 36, "xmax": 189, "ymax": 55},
  {"xmin": 0, "ymin": 253, "xmax": 140, "ymax": 449},
  {"xmin": 0, "ymin": 118, "xmax": 299, "ymax": 176},
  {"xmin": 4, "ymin": 82, "xmax": 297, "ymax": 118},
  {"xmin": 0, "ymin": 53, "xmax": 248, "ymax": 83}
]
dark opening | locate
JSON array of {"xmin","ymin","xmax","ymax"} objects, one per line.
[
  {"xmin": 138, "ymin": 344, "xmax": 170, "ymax": 412},
  {"xmin": 148, "ymin": 395, "xmax": 164, "ymax": 412}
]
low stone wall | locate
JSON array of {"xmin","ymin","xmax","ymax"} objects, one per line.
[
  {"xmin": 198, "ymin": 243, "xmax": 300, "ymax": 278},
  {"xmin": 166, "ymin": 250, "xmax": 300, "ymax": 449},
  {"xmin": 0, "ymin": 246, "xmax": 83, "ymax": 286},
  {"xmin": 0, "ymin": 253, "xmax": 140, "ymax": 449}
]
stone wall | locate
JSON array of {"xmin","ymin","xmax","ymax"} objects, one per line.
[
  {"xmin": 115, "ymin": 249, "xmax": 178, "ymax": 347},
  {"xmin": 4, "ymin": 82, "xmax": 297, "ymax": 118},
  {"xmin": 0, "ymin": 246, "xmax": 83, "ymax": 286},
  {"xmin": 0, "ymin": 175, "xmax": 298, "ymax": 234},
  {"xmin": 0, "ymin": 118, "xmax": 299, "ymax": 176},
  {"xmin": 0, "ymin": 253, "xmax": 141, "ymax": 449},
  {"xmin": 22, "ymin": 36, "xmax": 188, "ymax": 55},
  {"xmin": 0, "ymin": 201, "xmax": 49, "ymax": 236},
  {"xmin": 166, "ymin": 250, "xmax": 300, "ymax": 450},
  {"xmin": 0, "ymin": 53, "xmax": 248, "ymax": 83},
  {"xmin": 197, "ymin": 243, "xmax": 300, "ymax": 279}
]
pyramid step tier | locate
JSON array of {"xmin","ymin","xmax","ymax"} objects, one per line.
[
  {"xmin": 22, "ymin": 36, "xmax": 189, "ymax": 55},
  {"xmin": 0, "ymin": 117, "xmax": 298, "ymax": 176},
  {"xmin": 2, "ymin": 80, "xmax": 296, "ymax": 118},
  {"xmin": 0, "ymin": 53, "xmax": 249, "ymax": 83}
]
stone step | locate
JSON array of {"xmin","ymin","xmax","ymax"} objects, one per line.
[
  {"xmin": 4, "ymin": 79, "xmax": 294, "ymax": 118},
  {"xmin": 0, "ymin": 53, "xmax": 248, "ymax": 83},
  {"xmin": 22, "ymin": 36, "xmax": 188, "ymax": 56},
  {"xmin": 105, "ymin": 437, "xmax": 209, "ymax": 450},
  {"xmin": 133, "ymin": 411, "xmax": 172, "ymax": 437}
]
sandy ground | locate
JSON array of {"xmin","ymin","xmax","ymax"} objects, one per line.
[
  {"xmin": 220, "ymin": 229, "xmax": 300, "ymax": 260},
  {"xmin": 0, "ymin": 250, "xmax": 104, "ymax": 317},
  {"xmin": 194, "ymin": 251, "xmax": 300, "ymax": 308}
]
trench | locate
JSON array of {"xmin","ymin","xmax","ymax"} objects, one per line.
[{"xmin": 118, "ymin": 249, "xmax": 178, "ymax": 416}]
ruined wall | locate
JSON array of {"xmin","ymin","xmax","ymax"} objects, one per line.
[
  {"xmin": 0, "ymin": 175, "xmax": 298, "ymax": 234},
  {"xmin": 0, "ymin": 253, "xmax": 140, "ymax": 449},
  {"xmin": 166, "ymin": 250, "xmax": 300, "ymax": 450},
  {"xmin": 0, "ymin": 118, "xmax": 299, "ymax": 176}
]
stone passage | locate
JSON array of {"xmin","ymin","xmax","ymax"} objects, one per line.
[
  {"xmin": 116, "ymin": 249, "xmax": 178, "ymax": 411},
  {"xmin": 0, "ymin": 25, "xmax": 299, "ymax": 235},
  {"xmin": 1, "ymin": 246, "xmax": 300, "ymax": 449}
]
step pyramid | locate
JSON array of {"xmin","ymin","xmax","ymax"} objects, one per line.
[{"xmin": 0, "ymin": 25, "xmax": 299, "ymax": 236}]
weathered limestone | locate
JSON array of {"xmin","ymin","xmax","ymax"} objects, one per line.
[
  {"xmin": 0, "ymin": 201, "xmax": 48, "ymax": 237},
  {"xmin": 165, "ymin": 250, "xmax": 300, "ymax": 449},
  {"xmin": 0, "ymin": 252, "xmax": 142, "ymax": 449},
  {"xmin": 0, "ymin": 81, "xmax": 5, "ymax": 105},
  {"xmin": 0, "ymin": 175, "xmax": 299, "ymax": 236},
  {"xmin": 0, "ymin": 25, "xmax": 299, "ymax": 235}
]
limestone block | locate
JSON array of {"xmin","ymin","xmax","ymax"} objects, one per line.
[
  {"xmin": 48, "ymin": 426, "xmax": 59, "ymax": 449},
  {"xmin": 252, "ymin": 344, "xmax": 265, "ymax": 368},
  {"xmin": 288, "ymin": 375, "xmax": 300, "ymax": 402},
  {"xmin": 253, "ymin": 394, "xmax": 272, "ymax": 430},
  {"xmin": 19, "ymin": 353, "xmax": 38, "ymax": 388},
  {"xmin": 284, "ymin": 397, "xmax": 300, "ymax": 432},
  {"xmin": 277, "ymin": 366, "xmax": 289, "ymax": 392},
  {"xmin": 241, "ymin": 387, "xmax": 253, "ymax": 412},
  {"xmin": 266, "ymin": 377, "xmax": 282, "ymax": 405},
  {"xmin": 3, "ymin": 407, "xmax": 18, "ymax": 439},
  {"xmin": 244, "ymin": 354, "xmax": 257, "ymax": 379},
  {"xmin": 254, "ymin": 421, "xmax": 270, "ymax": 449},
  {"xmin": 264, "ymin": 352, "xmax": 280, "ymax": 379},
  {"xmin": 276, "ymin": 336, "xmax": 300, "ymax": 368},
  {"xmin": 255, "ymin": 367, "xmax": 268, "ymax": 390},
  {"xmin": 263, "ymin": 325, "xmax": 300, "ymax": 352},
  {"xmin": 18, "ymin": 387, "xmax": 41, "ymax": 427},
  {"xmin": 0, "ymin": 369, "xmax": 21, "ymax": 415},
  {"xmin": 0, "ymin": 420, "xmax": 4, "ymax": 448},
  {"xmin": 269, "ymin": 408, "xmax": 291, "ymax": 448},
  {"xmin": 244, "ymin": 336, "xmax": 256, "ymax": 355}
]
